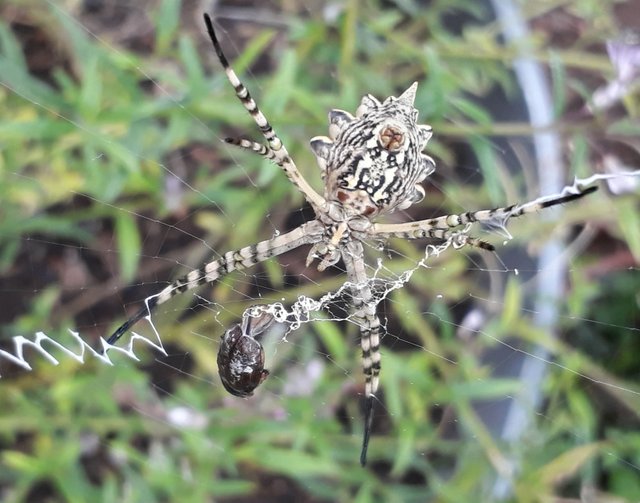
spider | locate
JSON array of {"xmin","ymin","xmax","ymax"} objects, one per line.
[{"xmin": 105, "ymin": 13, "xmax": 597, "ymax": 466}]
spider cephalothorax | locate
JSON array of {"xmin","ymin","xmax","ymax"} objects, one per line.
[
  {"xmin": 310, "ymin": 82, "xmax": 436, "ymax": 219},
  {"xmin": 104, "ymin": 13, "xmax": 597, "ymax": 466}
]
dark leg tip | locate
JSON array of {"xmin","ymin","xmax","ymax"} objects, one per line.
[
  {"xmin": 203, "ymin": 12, "xmax": 229, "ymax": 68},
  {"xmin": 540, "ymin": 185, "xmax": 598, "ymax": 209},
  {"xmin": 360, "ymin": 395, "xmax": 375, "ymax": 466}
]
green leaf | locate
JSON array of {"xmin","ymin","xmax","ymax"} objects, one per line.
[
  {"xmin": 79, "ymin": 55, "xmax": 102, "ymax": 120},
  {"xmin": 616, "ymin": 198, "xmax": 640, "ymax": 260},
  {"xmin": 314, "ymin": 317, "xmax": 349, "ymax": 364},
  {"xmin": 500, "ymin": 277, "xmax": 523, "ymax": 329},
  {"xmin": 1, "ymin": 214, "xmax": 93, "ymax": 242},
  {"xmin": 391, "ymin": 421, "xmax": 416, "ymax": 476},
  {"xmin": 2, "ymin": 451, "xmax": 38, "ymax": 473},
  {"xmin": 549, "ymin": 51, "xmax": 567, "ymax": 116},
  {"xmin": 422, "ymin": 47, "xmax": 446, "ymax": 118},
  {"xmin": 469, "ymin": 136, "xmax": 504, "ymax": 204},
  {"xmin": 154, "ymin": 0, "xmax": 182, "ymax": 53},
  {"xmin": 49, "ymin": 2, "xmax": 95, "ymax": 64},
  {"xmin": 537, "ymin": 442, "xmax": 603, "ymax": 486},
  {"xmin": 242, "ymin": 447, "xmax": 340, "ymax": 477},
  {"xmin": 0, "ymin": 55, "xmax": 62, "ymax": 108},
  {"xmin": 0, "ymin": 21, "xmax": 26, "ymax": 68},
  {"xmin": 265, "ymin": 49, "xmax": 298, "ymax": 114},
  {"xmin": 450, "ymin": 96, "xmax": 492, "ymax": 125},
  {"xmin": 450, "ymin": 378, "xmax": 522, "ymax": 400},
  {"xmin": 114, "ymin": 212, "xmax": 141, "ymax": 282},
  {"xmin": 179, "ymin": 35, "xmax": 206, "ymax": 99}
]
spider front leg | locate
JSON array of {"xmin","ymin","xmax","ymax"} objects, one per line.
[
  {"xmin": 342, "ymin": 241, "xmax": 382, "ymax": 466},
  {"xmin": 105, "ymin": 221, "xmax": 323, "ymax": 347},
  {"xmin": 382, "ymin": 226, "xmax": 496, "ymax": 252},
  {"xmin": 370, "ymin": 185, "xmax": 598, "ymax": 242}
]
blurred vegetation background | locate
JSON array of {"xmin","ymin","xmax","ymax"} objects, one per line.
[{"xmin": 0, "ymin": 0, "xmax": 639, "ymax": 501}]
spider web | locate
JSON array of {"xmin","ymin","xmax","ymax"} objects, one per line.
[{"xmin": 1, "ymin": 1, "xmax": 640, "ymax": 501}]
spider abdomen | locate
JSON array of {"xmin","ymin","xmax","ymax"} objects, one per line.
[{"xmin": 310, "ymin": 83, "xmax": 435, "ymax": 217}]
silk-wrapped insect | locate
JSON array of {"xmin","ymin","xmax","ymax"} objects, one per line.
[{"xmin": 216, "ymin": 310, "xmax": 275, "ymax": 397}]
